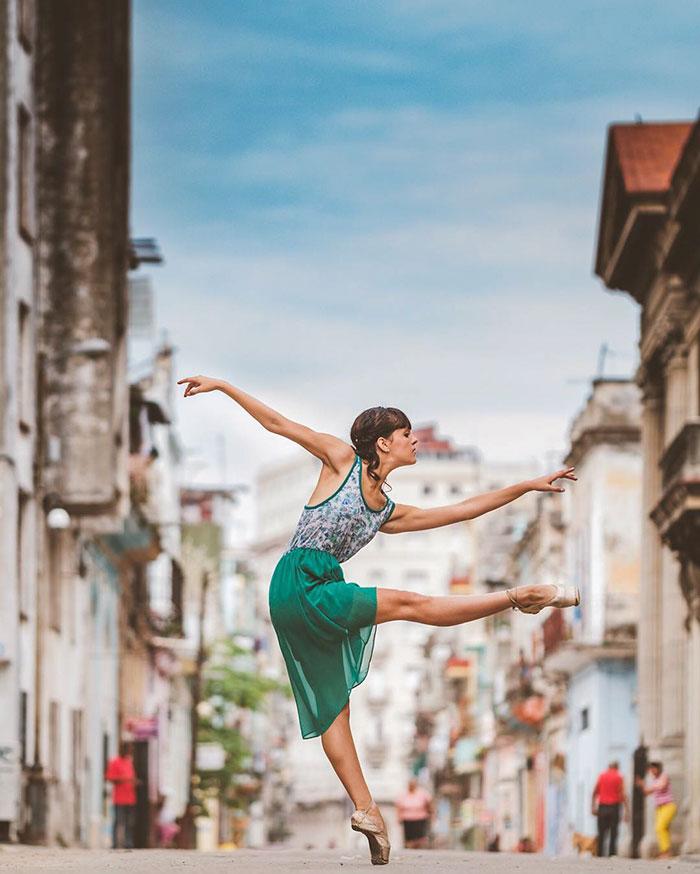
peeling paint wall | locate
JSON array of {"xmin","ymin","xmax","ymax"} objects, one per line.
[{"xmin": 36, "ymin": 0, "xmax": 130, "ymax": 516}]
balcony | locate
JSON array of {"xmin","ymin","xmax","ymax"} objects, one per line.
[{"xmin": 651, "ymin": 420, "xmax": 700, "ymax": 564}]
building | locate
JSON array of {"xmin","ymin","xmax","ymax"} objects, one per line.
[
  {"xmin": 0, "ymin": 0, "xmax": 131, "ymax": 845},
  {"xmin": 414, "ymin": 459, "xmax": 539, "ymax": 850},
  {"xmin": 481, "ymin": 489, "xmax": 566, "ymax": 853},
  {"xmin": 546, "ymin": 379, "xmax": 641, "ymax": 850},
  {"xmin": 479, "ymin": 380, "xmax": 642, "ymax": 856},
  {"xmin": 595, "ymin": 117, "xmax": 700, "ymax": 855},
  {"xmin": 0, "ymin": 0, "xmax": 42, "ymax": 841}
]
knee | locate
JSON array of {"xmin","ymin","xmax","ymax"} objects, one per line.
[{"xmin": 400, "ymin": 591, "xmax": 431, "ymax": 617}]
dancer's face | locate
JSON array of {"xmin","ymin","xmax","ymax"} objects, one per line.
[{"xmin": 382, "ymin": 426, "xmax": 418, "ymax": 467}]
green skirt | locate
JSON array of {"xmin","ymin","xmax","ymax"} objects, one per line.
[{"xmin": 269, "ymin": 547, "xmax": 378, "ymax": 739}]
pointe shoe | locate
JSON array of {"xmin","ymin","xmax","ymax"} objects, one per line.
[
  {"xmin": 507, "ymin": 584, "xmax": 580, "ymax": 615},
  {"xmin": 351, "ymin": 801, "xmax": 391, "ymax": 865}
]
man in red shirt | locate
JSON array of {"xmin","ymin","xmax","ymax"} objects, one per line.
[
  {"xmin": 105, "ymin": 742, "xmax": 137, "ymax": 849},
  {"xmin": 591, "ymin": 761, "xmax": 629, "ymax": 856}
]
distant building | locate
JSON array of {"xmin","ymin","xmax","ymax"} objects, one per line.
[
  {"xmin": 546, "ymin": 379, "xmax": 641, "ymax": 849},
  {"xmin": 595, "ymin": 117, "xmax": 700, "ymax": 855},
  {"xmin": 481, "ymin": 489, "xmax": 566, "ymax": 853}
]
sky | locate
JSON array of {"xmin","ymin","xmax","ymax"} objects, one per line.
[{"xmin": 131, "ymin": 1, "xmax": 700, "ymax": 487}]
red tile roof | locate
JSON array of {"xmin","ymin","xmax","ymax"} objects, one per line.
[{"xmin": 611, "ymin": 122, "xmax": 692, "ymax": 193}]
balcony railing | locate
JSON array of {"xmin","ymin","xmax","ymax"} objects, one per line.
[
  {"xmin": 660, "ymin": 420, "xmax": 700, "ymax": 491},
  {"xmin": 652, "ymin": 420, "xmax": 700, "ymax": 561}
]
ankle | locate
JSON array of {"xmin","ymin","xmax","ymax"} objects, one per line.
[{"xmin": 355, "ymin": 798, "xmax": 374, "ymax": 812}]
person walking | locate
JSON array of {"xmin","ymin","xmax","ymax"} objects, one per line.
[
  {"xmin": 637, "ymin": 761, "xmax": 676, "ymax": 859},
  {"xmin": 177, "ymin": 376, "xmax": 581, "ymax": 865},
  {"xmin": 105, "ymin": 742, "xmax": 137, "ymax": 849},
  {"xmin": 396, "ymin": 778, "xmax": 433, "ymax": 849},
  {"xmin": 592, "ymin": 761, "xmax": 628, "ymax": 856}
]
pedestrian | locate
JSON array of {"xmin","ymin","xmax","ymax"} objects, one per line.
[
  {"xmin": 591, "ymin": 760, "xmax": 629, "ymax": 857},
  {"xmin": 396, "ymin": 777, "xmax": 433, "ymax": 849},
  {"xmin": 517, "ymin": 835, "xmax": 535, "ymax": 852},
  {"xmin": 636, "ymin": 761, "xmax": 676, "ymax": 859},
  {"xmin": 105, "ymin": 741, "xmax": 137, "ymax": 849},
  {"xmin": 177, "ymin": 375, "xmax": 581, "ymax": 866},
  {"xmin": 487, "ymin": 834, "xmax": 500, "ymax": 852}
]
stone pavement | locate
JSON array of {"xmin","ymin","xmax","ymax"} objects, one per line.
[{"xmin": 0, "ymin": 847, "xmax": 698, "ymax": 873}]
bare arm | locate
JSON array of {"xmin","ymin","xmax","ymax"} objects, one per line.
[
  {"xmin": 381, "ymin": 467, "xmax": 576, "ymax": 534},
  {"xmin": 176, "ymin": 375, "xmax": 353, "ymax": 471}
]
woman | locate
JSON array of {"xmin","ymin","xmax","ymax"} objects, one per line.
[
  {"xmin": 396, "ymin": 778, "xmax": 433, "ymax": 849},
  {"xmin": 637, "ymin": 761, "xmax": 676, "ymax": 859},
  {"xmin": 177, "ymin": 375, "xmax": 580, "ymax": 865}
]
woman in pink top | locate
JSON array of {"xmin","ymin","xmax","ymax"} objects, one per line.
[
  {"xmin": 636, "ymin": 761, "xmax": 676, "ymax": 858},
  {"xmin": 396, "ymin": 778, "xmax": 433, "ymax": 849}
]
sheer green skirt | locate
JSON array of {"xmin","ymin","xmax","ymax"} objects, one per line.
[{"xmin": 269, "ymin": 547, "xmax": 377, "ymax": 739}]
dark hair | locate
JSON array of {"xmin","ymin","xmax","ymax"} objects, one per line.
[
  {"xmin": 350, "ymin": 407, "xmax": 411, "ymax": 484},
  {"xmin": 649, "ymin": 760, "xmax": 663, "ymax": 773}
]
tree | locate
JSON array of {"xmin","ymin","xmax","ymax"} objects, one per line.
[{"xmin": 194, "ymin": 638, "xmax": 290, "ymax": 820}]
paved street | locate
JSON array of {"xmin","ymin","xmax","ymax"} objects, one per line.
[{"xmin": 1, "ymin": 848, "xmax": 698, "ymax": 873}]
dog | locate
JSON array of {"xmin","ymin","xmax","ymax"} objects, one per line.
[{"xmin": 572, "ymin": 832, "xmax": 598, "ymax": 856}]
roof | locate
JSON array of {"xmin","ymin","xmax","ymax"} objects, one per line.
[{"xmin": 611, "ymin": 122, "xmax": 692, "ymax": 193}]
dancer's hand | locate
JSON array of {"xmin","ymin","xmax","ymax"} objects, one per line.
[
  {"xmin": 528, "ymin": 467, "xmax": 577, "ymax": 493},
  {"xmin": 177, "ymin": 375, "xmax": 220, "ymax": 397}
]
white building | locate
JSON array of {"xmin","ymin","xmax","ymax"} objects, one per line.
[
  {"xmin": 546, "ymin": 379, "xmax": 641, "ymax": 849},
  {"xmin": 0, "ymin": 0, "xmax": 40, "ymax": 841}
]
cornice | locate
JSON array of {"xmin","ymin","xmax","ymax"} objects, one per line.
[{"xmin": 565, "ymin": 424, "xmax": 640, "ymax": 468}]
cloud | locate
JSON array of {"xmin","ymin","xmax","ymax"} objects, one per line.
[{"xmin": 132, "ymin": 2, "xmax": 697, "ymax": 489}]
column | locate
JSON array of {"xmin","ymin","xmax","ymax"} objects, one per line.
[
  {"xmin": 638, "ymin": 386, "xmax": 663, "ymax": 743},
  {"xmin": 659, "ymin": 349, "xmax": 689, "ymax": 740},
  {"xmin": 685, "ymin": 561, "xmax": 700, "ymax": 853},
  {"xmin": 658, "ymin": 345, "xmax": 689, "ymax": 849}
]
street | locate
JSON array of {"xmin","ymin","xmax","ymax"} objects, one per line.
[{"xmin": 1, "ymin": 848, "xmax": 698, "ymax": 873}]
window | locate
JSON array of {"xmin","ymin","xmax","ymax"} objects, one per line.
[
  {"xmin": 580, "ymin": 707, "xmax": 589, "ymax": 731},
  {"xmin": 48, "ymin": 530, "xmax": 62, "ymax": 632},
  {"xmin": 17, "ymin": 490, "xmax": 30, "ymax": 619},
  {"xmin": 49, "ymin": 701, "xmax": 60, "ymax": 778},
  {"xmin": 450, "ymin": 484, "xmax": 462, "ymax": 496},
  {"xmin": 405, "ymin": 569, "xmax": 428, "ymax": 587},
  {"xmin": 71, "ymin": 710, "xmax": 83, "ymax": 784},
  {"xmin": 18, "ymin": 301, "xmax": 31, "ymax": 430},
  {"xmin": 422, "ymin": 484, "xmax": 433, "ymax": 496},
  {"xmin": 17, "ymin": 104, "xmax": 35, "ymax": 241},
  {"xmin": 19, "ymin": 691, "xmax": 28, "ymax": 766},
  {"xmin": 17, "ymin": 0, "xmax": 35, "ymax": 51}
]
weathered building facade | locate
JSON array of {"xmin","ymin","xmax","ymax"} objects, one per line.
[
  {"xmin": 596, "ymin": 118, "xmax": 700, "ymax": 854},
  {"xmin": 547, "ymin": 379, "xmax": 641, "ymax": 849},
  {"xmin": 0, "ymin": 0, "xmax": 132, "ymax": 845}
]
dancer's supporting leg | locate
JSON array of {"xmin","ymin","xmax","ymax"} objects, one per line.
[
  {"xmin": 375, "ymin": 583, "xmax": 555, "ymax": 626},
  {"xmin": 321, "ymin": 702, "xmax": 373, "ymax": 811}
]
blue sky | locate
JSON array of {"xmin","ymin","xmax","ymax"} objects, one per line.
[{"xmin": 131, "ymin": 1, "xmax": 700, "ymax": 485}]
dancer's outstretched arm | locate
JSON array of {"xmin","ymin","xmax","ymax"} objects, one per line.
[
  {"xmin": 176, "ymin": 375, "xmax": 353, "ymax": 470},
  {"xmin": 381, "ymin": 467, "xmax": 576, "ymax": 533}
]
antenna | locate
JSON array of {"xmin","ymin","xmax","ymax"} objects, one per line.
[{"xmin": 597, "ymin": 342, "xmax": 609, "ymax": 378}]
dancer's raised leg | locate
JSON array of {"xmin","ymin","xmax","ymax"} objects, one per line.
[{"xmin": 375, "ymin": 584, "xmax": 560, "ymax": 626}]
